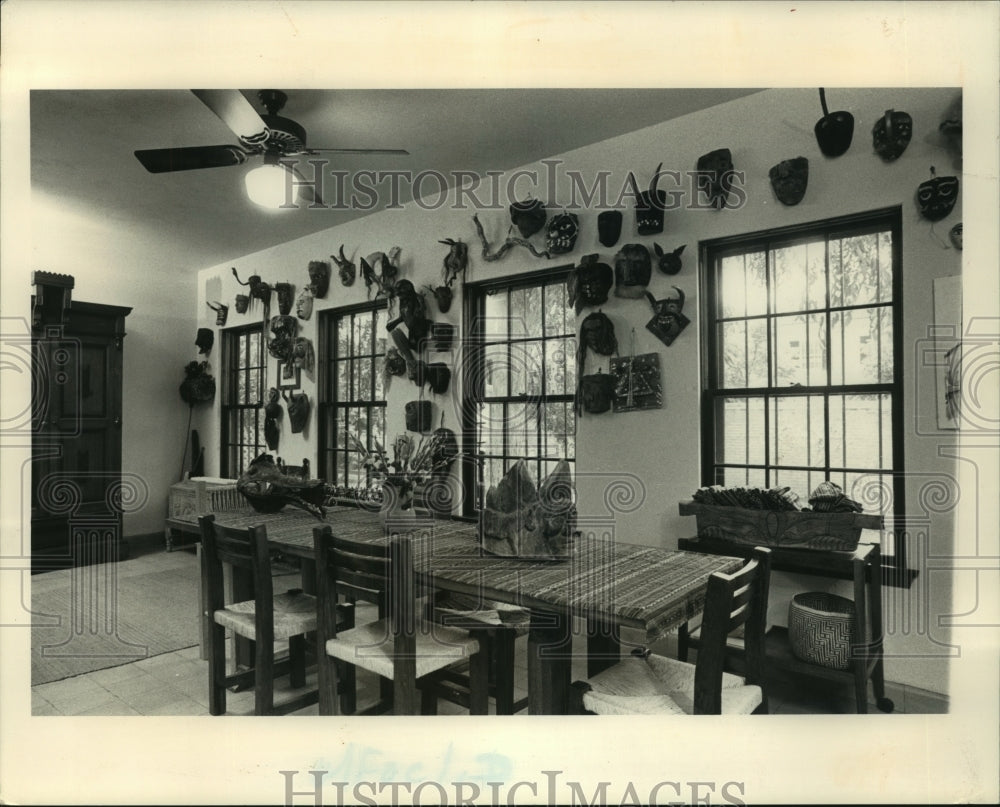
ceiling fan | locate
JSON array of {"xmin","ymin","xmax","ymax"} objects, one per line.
[{"xmin": 134, "ymin": 89, "xmax": 409, "ymax": 206}]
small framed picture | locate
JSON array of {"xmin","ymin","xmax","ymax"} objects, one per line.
[{"xmin": 277, "ymin": 361, "xmax": 300, "ymax": 390}]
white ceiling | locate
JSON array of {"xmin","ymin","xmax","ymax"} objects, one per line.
[{"xmin": 30, "ymin": 88, "xmax": 764, "ymax": 271}]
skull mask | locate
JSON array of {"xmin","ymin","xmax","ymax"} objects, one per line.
[
  {"xmin": 308, "ymin": 261, "xmax": 331, "ymax": 298},
  {"xmin": 769, "ymin": 157, "xmax": 809, "ymax": 206},
  {"xmin": 872, "ymin": 109, "xmax": 912, "ymax": 162},
  {"xmin": 546, "ymin": 212, "xmax": 579, "ymax": 255},
  {"xmin": 509, "ymin": 199, "xmax": 547, "ymax": 239},
  {"xmin": 916, "ymin": 169, "xmax": 959, "ymax": 222},
  {"xmin": 613, "ymin": 244, "xmax": 652, "ymax": 299},
  {"xmin": 696, "ymin": 149, "xmax": 735, "ymax": 210},
  {"xmin": 568, "ymin": 254, "xmax": 613, "ymax": 315}
]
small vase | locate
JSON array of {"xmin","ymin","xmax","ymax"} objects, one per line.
[{"xmin": 378, "ymin": 479, "xmax": 417, "ymax": 533}]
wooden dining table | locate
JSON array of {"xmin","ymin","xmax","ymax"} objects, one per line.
[{"xmin": 191, "ymin": 505, "xmax": 743, "ymax": 715}]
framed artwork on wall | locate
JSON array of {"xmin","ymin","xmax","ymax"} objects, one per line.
[{"xmin": 277, "ymin": 361, "xmax": 300, "ymax": 390}]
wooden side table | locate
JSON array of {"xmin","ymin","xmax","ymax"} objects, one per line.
[{"xmin": 678, "ymin": 536, "xmax": 894, "ymax": 714}]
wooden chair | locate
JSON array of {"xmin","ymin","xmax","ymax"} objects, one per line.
[
  {"xmin": 570, "ymin": 547, "xmax": 772, "ymax": 715},
  {"xmin": 313, "ymin": 525, "xmax": 489, "ymax": 716},
  {"xmin": 199, "ymin": 514, "xmax": 329, "ymax": 716},
  {"xmin": 422, "ymin": 591, "xmax": 530, "ymax": 714}
]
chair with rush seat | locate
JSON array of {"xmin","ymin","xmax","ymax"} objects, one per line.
[
  {"xmin": 570, "ymin": 547, "xmax": 772, "ymax": 715},
  {"xmin": 313, "ymin": 525, "xmax": 489, "ymax": 715},
  {"xmin": 199, "ymin": 514, "xmax": 334, "ymax": 716}
]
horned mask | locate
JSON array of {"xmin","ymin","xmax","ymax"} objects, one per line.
[
  {"xmin": 207, "ymin": 301, "xmax": 229, "ymax": 327},
  {"xmin": 644, "ymin": 288, "xmax": 689, "ymax": 347},
  {"xmin": 627, "ymin": 163, "xmax": 667, "ymax": 235},
  {"xmin": 331, "ymin": 246, "xmax": 355, "ymax": 287},
  {"xmin": 654, "ymin": 244, "xmax": 686, "ymax": 276}
]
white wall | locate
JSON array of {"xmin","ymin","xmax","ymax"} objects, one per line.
[
  {"xmin": 199, "ymin": 87, "xmax": 963, "ymax": 694},
  {"xmin": 25, "ymin": 190, "xmax": 198, "ymax": 539}
]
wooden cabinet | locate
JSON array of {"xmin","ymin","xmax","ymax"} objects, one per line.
[
  {"xmin": 31, "ymin": 273, "xmax": 132, "ymax": 572},
  {"xmin": 678, "ymin": 536, "xmax": 894, "ymax": 714}
]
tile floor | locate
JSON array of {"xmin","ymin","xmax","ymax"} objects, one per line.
[{"xmin": 30, "ymin": 541, "xmax": 945, "ymax": 717}]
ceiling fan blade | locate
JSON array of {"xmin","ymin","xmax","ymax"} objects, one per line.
[
  {"xmin": 303, "ymin": 148, "xmax": 410, "ymax": 155},
  {"xmin": 191, "ymin": 90, "xmax": 268, "ymax": 143},
  {"xmin": 135, "ymin": 145, "xmax": 249, "ymax": 173}
]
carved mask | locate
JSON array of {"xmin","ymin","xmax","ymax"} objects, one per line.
[
  {"xmin": 644, "ymin": 288, "xmax": 689, "ymax": 347},
  {"xmin": 546, "ymin": 212, "xmax": 579, "ymax": 255},
  {"xmin": 235, "ymin": 294, "xmax": 250, "ymax": 314},
  {"xmin": 814, "ymin": 88, "xmax": 854, "ymax": 157},
  {"xmin": 568, "ymin": 254, "xmax": 613, "ymax": 315},
  {"xmin": 509, "ymin": 199, "xmax": 547, "ymax": 239},
  {"xmin": 597, "ymin": 210, "xmax": 623, "ymax": 248},
  {"xmin": 331, "ymin": 247, "xmax": 355, "ymax": 287},
  {"xmin": 654, "ymin": 244, "xmax": 686, "ymax": 276},
  {"xmin": 292, "ymin": 337, "xmax": 314, "ymax": 374},
  {"xmin": 207, "ymin": 301, "xmax": 228, "ymax": 326},
  {"xmin": 296, "ymin": 286, "xmax": 314, "ymax": 320},
  {"xmin": 696, "ymin": 149, "xmax": 735, "ymax": 209},
  {"xmin": 579, "ymin": 371, "xmax": 616, "ymax": 415},
  {"xmin": 431, "ymin": 322, "xmax": 455, "ymax": 351},
  {"xmin": 308, "ymin": 261, "xmax": 331, "ymax": 298},
  {"xmin": 949, "ymin": 222, "xmax": 963, "ymax": 250},
  {"xmin": 872, "ymin": 109, "xmax": 912, "ymax": 162},
  {"xmin": 916, "ymin": 170, "xmax": 959, "ymax": 222},
  {"xmin": 613, "ymin": 244, "xmax": 652, "ymax": 299},
  {"xmin": 285, "ymin": 392, "xmax": 310, "ymax": 434},
  {"xmin": 579, "ymin": 312, "xmax": 617, "ymax": 357},
  {"xmin": 769, "ymin": 157, "xmax": 809, "ymax": 206},
  {"xmin": 424, "ymin": 363, "xmax": 451, "ymax": 395},
  {"xmin": 428, "ymin": 285, "xmax": 453, "ymax": 313},
  {"xmin": 195, "ymin": 328, "xmax": 214, "ymax": 355},
  {"xmin": 628, "ymin": 163, "xmax": 666, "ymax": 235},
  {"xmin": 275, "ymin": 282, "xmax": 294, "ymax": 316},
  {"xmin": 385, "ymin": 347, "xmax": 407, "ymax": 377},
  {"xmin": 439, "ymin": 238, "xmax": 468, "ymax": 287},
  {"xmin": 405, "ymin": 400, "xmax": 432, "ymax": 433},
  {"xmin": 268, "ymin": 316, "xmax": 297, "ymax": 362}
]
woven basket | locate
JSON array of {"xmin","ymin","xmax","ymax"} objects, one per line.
[{"xmin": 788, "ymin": 592, "xmax": 856, "ymax": 670}]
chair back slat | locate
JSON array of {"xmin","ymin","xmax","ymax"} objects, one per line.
[{"xmin": 693, "ymin": 546, "xmax": 771, "ymax": 714}]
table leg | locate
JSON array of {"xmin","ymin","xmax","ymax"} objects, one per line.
[
  {"xmin": 527, "ymin": 610, "xmax": 572, "ymax": 715},
  {"xmin": 586, "ymin": 617, "xmax": 621, "ymax": 677},
  {"xmin": 852, "ymin": 556, "xmax": 870, "ymax": 714}
]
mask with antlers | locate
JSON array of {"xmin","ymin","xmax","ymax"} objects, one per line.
[
  {"xmin": 331, "ymin": 245, "xmax": 356, "ymax": 287},
  {"xmin": 627, "ymin": 162, "xmax": 667, "ymax": 235}
]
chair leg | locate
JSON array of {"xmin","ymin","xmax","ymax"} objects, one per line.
[
  {"xmin": 208, "ymin": 622, "xmax": 228, "ymax": 716},
  {"xmin": 254, "ymin": 636, "xmax": 275, "ymax": 716},
  {"xmin": 338, "ymin": 661, "xmax": 357, "ymax": 715},
  {"xmin": 677, "ymin": 621, "xmax": 690, "ymax": 662},
  {"xmin": 468, "ymin": 647, "xmax": 489, "ymax": 716},
  {"xmin": 317, "ymin": 651, "xmax": 341, "ymax": 716},
  {"xmin": 288, "ymin": 635, "xmax": 307, "ymax": 689},
  {"xmin": 491, "ymin": 630, "xmax": 516, "ymax": 715},
  {"xmin": 421, "ymin": 683, "xmax": 439, "ymax": 715}
]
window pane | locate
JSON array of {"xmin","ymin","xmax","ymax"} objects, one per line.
[
  {"xmin": 509, "ymin": 288, "xmax": 529, "ymax": 338},
  {"xmin": 482, "ymin": 403, "xmax": 505, "ymax": 455},
  {"xmin": 772, "ymin": 242, "xmax": 810, "ymax": 314},
  {"xmin": 522, "ymin": 285, "xmax": 543, "ymax": 338},
  {"xmin": 769, "ymin": 395, "xmax": 825, "ymax": 468},
  {"xmin": 357, "ymin": 358, "xmax": 372, "ymax": 401},
  {"xmin": 831, "ymin": 307, "xmax": 893, "ymax": 384},
  {"xmin": 510, "ymin": 341, "xmax": 544, "ymax": 397},
  {"xmin": 720, "ymin": 320, "xmax": 768, "ymax": 388},
  {"xmin": 483, "ymin": 343, "xmax": 508, "ymax": 398},
  {"xmin": 772, "ymin": 313, "xmax": 826, "ymax": 387},
  {"xmin": 837, "ymin": 233, "xmax": 881, "ymax": 307},
  {"xmin": 828, "ymin": 394, "xmax": 889, "ymax": 470},
  {"xmin": 336, "ymin": 320, "xmax": 350, "ymax": 357},
  {"xmin": 543, "ymin": 283, "xmax": 571, "ymax": 336},
  {"xmin": 483, "ymin": 291, "xmax": 509, "ymax": 342},
  {"xmin": 720, "ymin": 251, "xmax": 767, "ymax": 318},
  {"xmin": 545, "ymin": 339, "xmax": 572, "ymax": 396}
]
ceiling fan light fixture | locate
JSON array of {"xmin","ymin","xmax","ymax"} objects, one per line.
[{"xmin": 244, "ymin": 157, "xmax": 296, "ymax": 209}]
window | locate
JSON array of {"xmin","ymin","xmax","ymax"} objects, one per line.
[
  {"xmin": 220, "ymin": 324, "xmax": 265, "ymax": 477},
  {"xmin": 318, "ymin": 303, "xmax": 387, "ymax": 490},
  {"xmin": 702, "ymin": 208, "xmax": 907, "ymax": 581},
  {"xmin": 462, "ymin": 267, "xmax": 577, "ymax": 515}
]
